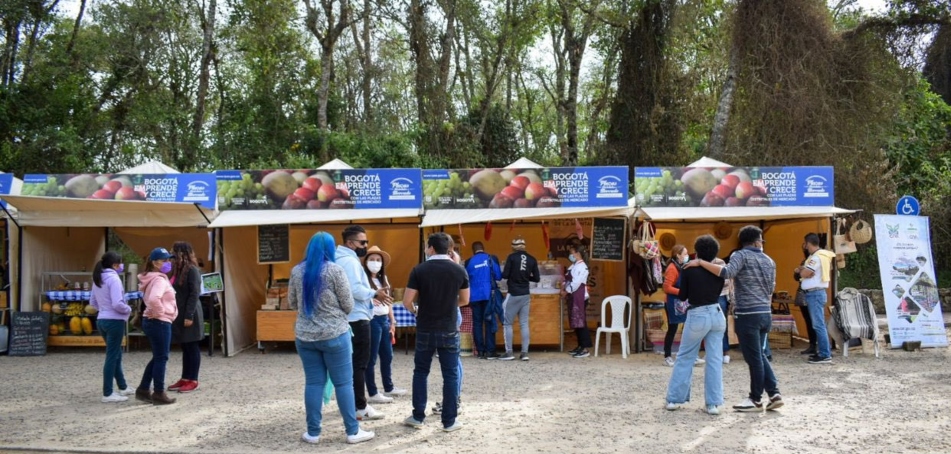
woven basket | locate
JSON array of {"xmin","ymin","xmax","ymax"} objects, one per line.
[
  {"xmin": 714, "ymin": 222, "xmax": 733, "ymax": 240},
  {"xmin": 659, "ymin": 232, "xmax": 677, "ymax": 252},
  {"xmin": 849, "ymin": 220, "xmax": 873, "ymax": 244},
  {"xmin": 459, "ymin": 333, "xmax": 473, "ymax": 357}
]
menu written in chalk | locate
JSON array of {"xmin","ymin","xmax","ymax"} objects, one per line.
[
  {"xmin": 591, "ymin": 217, "xmax": 626, "ymax": 262},
  {"xmin": 258, "ymin": 224, "xmax": 290, "ymax": 264},
  {"xmin": 9, "ymin": 312, "xmax": 50, "ymax": 356}
]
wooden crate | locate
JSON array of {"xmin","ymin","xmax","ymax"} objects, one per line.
[{"xmin": 768, "ymin": 332, "xmax": 793, "ymax": 349}]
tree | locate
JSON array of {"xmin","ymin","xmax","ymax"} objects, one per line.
[{"xmin": 303, "ymin": 0, "xmax": 351, "ymax": 160}]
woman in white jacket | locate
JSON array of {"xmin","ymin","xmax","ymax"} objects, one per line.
[{"xmin": 562, "ymin": 244, "xmax": 591, "ymax": 358}]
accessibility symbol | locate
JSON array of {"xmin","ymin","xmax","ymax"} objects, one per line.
[{"xmin": 896, "ymin": 195, "xmax": 920, "ymax": 216}]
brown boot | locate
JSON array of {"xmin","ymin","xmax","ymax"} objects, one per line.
[
  {"xmin": 151, "ymin": 391, "xmax": 177, "ymax": 405},
  {"xmin": 135, "ymin": 388, "xmax": 152, "ymax": 403}
]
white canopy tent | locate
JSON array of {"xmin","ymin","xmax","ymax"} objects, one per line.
[
  {"xmin": 2, "ymin": 163, "xmax": 215, "ymax": 312},
  {"xmin": 118, "ymin": 160, "xmax": 181, "ymax": 174}
]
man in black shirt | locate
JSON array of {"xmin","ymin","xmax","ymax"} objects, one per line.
[
  {"xmin": 499, "ymin": 236, "xmax": 540, "ymax": 361},
  {"xmin": 402, "ymin": 233, "xmax": 470, "ymax": 432}
]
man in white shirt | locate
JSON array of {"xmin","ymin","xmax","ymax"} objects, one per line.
[{"xmin": 795, "ymin": 233, "xmax": 835, "ymax": 364}]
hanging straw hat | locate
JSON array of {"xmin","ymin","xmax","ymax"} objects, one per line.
[
  {"xmin": 659, "ymin": 232, "xmax": 677, "ymax": 252},
  {"xmin": 363, "ymin": 245, "xmax": 391, "ymax": 268},
  {"xmin": 849, "ymin": 220, "xmax": 873, "ymax": 244},
  {"xmin": 714, "ymin": 222, "xmax": 733, "ymax": 240}
]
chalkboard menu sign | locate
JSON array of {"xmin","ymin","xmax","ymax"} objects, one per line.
[
  {"xmin": 9, "ymin": 312, "xmax": 50, "ymax": 356},
  {"xmin": 258, "ymin": 224, "xmax": 290, "ymax": 264},
  {"xmin": 591, "ymin": 217, "xmax": 626, "ymax": 262}
]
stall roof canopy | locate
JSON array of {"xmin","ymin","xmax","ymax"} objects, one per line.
[
  {"xmin": 687, "ymin": 156, "xmax": 732, "ymax": 168},
  {"xmin": 0, "ymin": 195, "xmax": 214, "ymax": 227},
  {"xmin": 318, "ymin": 159, "xmax": 354, "ymax": 170},
  {"xmin": 209, "ymin": 208, "xmax": 423, "ymax": 228},
  {"xmin": 118, "ymin": 160, "xmax": 180, "ymax": 174},
  {"xmin": 504, "ymin": 157, "xmax": 543, "ymax": 169},
  {"xmin": 420, "ymin": 206, "xmax": 631, "ymax": 227},
  {"xmin": 632, "ymin": 205, "xmax": 854, "ymax": 222}
]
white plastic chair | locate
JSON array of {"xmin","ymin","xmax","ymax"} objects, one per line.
[{"xmin": 595, "ymin": 295, "xmax": 632, "ymax": 358}]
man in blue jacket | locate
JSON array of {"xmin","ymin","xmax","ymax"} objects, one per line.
[{"xmin": 464, "ymin": 242, "xmax": 502, "ymax": 359}]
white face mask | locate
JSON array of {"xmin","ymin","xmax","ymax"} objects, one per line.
[{"xmin": 367, "ymin": 261, "xmax": 382, "ymax": 273}]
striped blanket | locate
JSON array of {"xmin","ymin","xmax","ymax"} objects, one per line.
[{"xmin": 832, "ymin": 288, "xmax": 878, "ymax": 340}]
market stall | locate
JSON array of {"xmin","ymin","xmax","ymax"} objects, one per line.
[
  {"xmin": 419, "ymin": 160, "xmax": 631, "ymax": 352},
  {"xmin": 209, "ymin": 161, "xmax": 425, "ymax": 356},
  {"xmin": 0, "ymin": 173, "xmax": 23, "ymax": 351},
  {"xmin": 629, "ymin": 157, "xmax": 855, "ymax": 353},
  {"xmin": 0, "ymin": 165, "xmax": 216, "ymax": 349}
]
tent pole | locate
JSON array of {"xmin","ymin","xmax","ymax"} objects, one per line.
[
  {"xmin": 15, "ymin": 224, "xmax": 22, "ymax": 312},
  {"xmin": 193, "ymin": 203, "xmax": 212, "ymax": 225}
]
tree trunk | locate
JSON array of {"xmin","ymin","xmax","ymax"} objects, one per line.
[
  {"xmin": 66, "ymin": 0, "xmax": 87, "ymax": 58},
  {"xmin": 191, "ymin": 0, "xmax": 216, "ymax": 167},
  {"xmin": 707, "ymin": 45, "xmax": 738, "ymax": 159}
]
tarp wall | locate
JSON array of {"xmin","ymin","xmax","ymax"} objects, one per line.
[
  {"xmin": 113, "ymin": 227, "xmax": 211, "ymax": 265},
  {"xmin": 221, "ymin": 222, "xmax": 423, "ymax": 356},
  {"xmin": 20, "ymin": 227, "xmax": 105, "ymax": 311}
]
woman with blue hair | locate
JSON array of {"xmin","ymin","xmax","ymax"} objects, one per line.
[{"xmin": 288, "ymin": 232, "xmax": 374, "ymax": 445}]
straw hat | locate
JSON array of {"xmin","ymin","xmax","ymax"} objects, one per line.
[
  {"xmin": 659, "ymin": 232, "xmax": 677, "ymax": 252},
  {"xmin": 714, "ymin": 222, "xmax": 733, "ymax": 240},
  {"xmin": 363, "ymin": 245, "xmax": 391, "ymax": 268}
]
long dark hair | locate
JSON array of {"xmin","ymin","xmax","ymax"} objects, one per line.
[
  {"xmin": 363, "ymin": 252, "xmax": 388, "ymax": 290},
  {"xmin": 93, "ymin": 251, "xmax": 122, "ymax": 288},
  {"xmin": 171, "ymin": 241, "xmax": 199, "ymax": 282}
]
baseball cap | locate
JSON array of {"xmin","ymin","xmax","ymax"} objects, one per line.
[
  {"xmin": 511, "ymin": 237, "xmax": 526, "ymax": 249},
  {"xmin": 149, "ymin": 247, "xmax": 173, "ymax": 261}
]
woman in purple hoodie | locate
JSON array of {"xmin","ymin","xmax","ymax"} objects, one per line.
[{"xmin": 90, "ymin": 251, "xmax": 133, "ymax": 403}]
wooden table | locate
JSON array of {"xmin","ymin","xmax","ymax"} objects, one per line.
[
  {"xmin": 494, "ymin": 293, "xmax": 563, "ymax": 351},
  {"xmin": 256, "ymin": 310, "xmax": 296, "ymax": 352}
]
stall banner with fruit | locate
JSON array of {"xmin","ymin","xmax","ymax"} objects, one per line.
[
  {"xmin": 215, "ymin": 168, "xmax": 422, "ymax": 210},
  {"xmin": 633, "ymin": 166, "xmax": 834, "ymax": 208},
  {"xmin": 0, "ymin": 172, "xmax": 12, "ymax": 208},
  {"xmin": 21, "ymin": 173, "xmax": 217, "ymax": 209},
  {"xmin": 422, "ymin": 166, "xmax": 628, "ymax": 209}
]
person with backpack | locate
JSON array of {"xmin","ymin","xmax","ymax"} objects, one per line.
[{"xmin": 464, "ymin": 242, "xmax": 502, "ymax": 359}]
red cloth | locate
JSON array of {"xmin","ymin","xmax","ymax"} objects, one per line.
[{"xmin": 460, "ymin": 306, "xmax": 474, "ymax": 333}]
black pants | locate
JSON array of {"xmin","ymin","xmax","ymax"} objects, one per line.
[
  {"xmin": 575, "ymin": 326, "xmax": 592, "ymax": 349},
  {"xmin": 350, "ymin": 320, "xmax": 371, "ymax": 410},
  {"xmin": 180, "ymin": 341, "xmax": 202, "ymax": 380},
  {"xmin": 664, "ymin": 322, "xmax": 680, "ymax": 358}
]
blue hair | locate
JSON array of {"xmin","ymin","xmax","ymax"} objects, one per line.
[{"xmin": 302, "ymin": 232, "xmax": 337, "ymax": 317}]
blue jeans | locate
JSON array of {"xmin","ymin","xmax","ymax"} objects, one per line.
[
  {"xmin": 470, "ymin": 300, "xmax": 495, "ymax": 355},
  {"xmin": 97, "ymin": 319, "xmax": 128, "ymax": 396},
  {"xmin": 734, "ymin": 313, "xmax": 780, "ymax": 402},
  {"xmin": 805, "ymin": 290, "xmax": 831, "ymax": 358},
  {"xmin": 366, "ymin": 315, "xmax": 395, "ymax": 396},
  {"xmin": 718, "ymin": 296, "xmax": 730, "ymax": 353},
  {"xmin": 139, "ymin": 318, "xmax": 172, "ymax": 392},
  {"xmin": 666, "ymin": 304, "xmax": 726, "ymax": 406},
  {"xmin": 412, "ymin": 330, "xmax": 460, "ymax": 428},
  {"xmin": 503, "ymin": 294, "xmax": 530, "ymax": 353},
  {"xmin": 296, "ymin": 332, "xmax": 360, "ymax": 437}
]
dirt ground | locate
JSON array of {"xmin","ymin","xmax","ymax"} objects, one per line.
[{"xmin": 2, "ymin": 337, "xmax": 951, "ymax": 454}]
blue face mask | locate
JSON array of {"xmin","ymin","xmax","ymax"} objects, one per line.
[
  {"xmin": 117, "ymin": 264, "xmax": 125, "ymax": 273},
  {"xmin": 159, "ymin": 261, "xmax": 172, "ymax": 274},
  {"xmin": 682, "ymin": 255, "xmax": 689, "ymax": 265},
  {"xmin": 568, "ymin": 254, "xmax": 577, "ymax": 263}
]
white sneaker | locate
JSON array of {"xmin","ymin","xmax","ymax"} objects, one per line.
[
  {"xmin": 723, "ymin": 355, "xmax": 731, "ymax": 364},
  {"xmin": 706, "ymin": 405, "xmax": 720, "ymax": 415},
  {"xmin": 368, "ymin": 393, "xmax": 394, "ymax": 404},
  {"xmin": 665, "ymin": 402, "xmax": 683, "ymax": 411},
  {"xmin": 101, "ymin": 393, "xmax": 128, "ymax": 403},
  {"xmin": 664, "ymin": 356, "xmax": 675, "ymax": 367},
  {"xmin": 117, "ymin": 388, "xmax": 136, "ymax": 396},
  {"xmin": 443, "ymin": 421, "xmax": 464, "ymax": 432},
  {"xmin": 356, "ymin": 404, "xmax": 385, "ymax": 421},
  {"xmin": 385, "ymin": 387, "xmax": 408, "ymax": 397},
  {"xmin": 694, "ymin": 357, "xmax": 706, "ymax": 366},
  {"xmin": 301, "ymin": 432, "xmax": 319, "ymax": 444},
  {"xmin": 346, "ymin": 428, "xmax": 375, "ymax": 444}
]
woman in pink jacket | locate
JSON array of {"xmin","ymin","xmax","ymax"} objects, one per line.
[{"xmin": 135, "ymin": 247, "xmax": 178, "ymax": 405}]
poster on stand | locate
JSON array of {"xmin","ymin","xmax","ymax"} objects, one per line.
[{"xmin": 874, "ymin": 214, "xmax": 948, "ymax": 347}]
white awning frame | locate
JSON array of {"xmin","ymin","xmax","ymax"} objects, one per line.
[
  {"xmin": 209, "ymin": 208, "xmax": 423, "ymax": 228},
  {"xmin": 0, "ymin": 195, "xmax": 214, "ymax": 227},
  {"xmin": 420, "ymin": 206, "xmax": 631, "ymax": 227}
]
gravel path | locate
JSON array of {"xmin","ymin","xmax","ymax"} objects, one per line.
[{"xmin": 2, "ymin": 338, "xmax": 950, "ymax": 453}]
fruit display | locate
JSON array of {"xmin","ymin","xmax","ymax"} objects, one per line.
[
  {"xmin": 64, "ymin": 302, "xmax": 85, "ymax": 317},
  {"xmin": 634, "ymin": 167, "xmax": 770, "ymax": 208},
  {"xmin": 22, "ymin": 174, "xmax": 146, "ymax": 200},
  {"xmin": 423, "ymin": 168, "xmax": 561, "ymax": 209},
  {"xmin": 46, "ymin": 300, "xmax": 98, "ymax": 336},
  {"xmin": 217, "ymin": 170, "xmax": 355, "ymax": 210}
]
